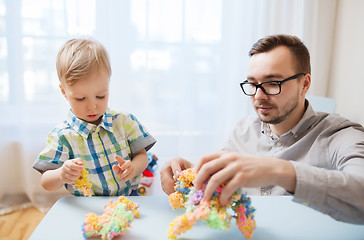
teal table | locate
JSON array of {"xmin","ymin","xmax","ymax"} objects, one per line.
[{"xmin": 30, "ymin": 196, "xmax": 364, "ymax": 240}]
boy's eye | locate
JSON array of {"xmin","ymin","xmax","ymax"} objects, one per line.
[
  {"xmin": 96, "ymin": 96, "xmax": 105, "ymax": 99},
  {"xmin": 75, "ymin": 97, "xmax": 85, "ymax": 101}
]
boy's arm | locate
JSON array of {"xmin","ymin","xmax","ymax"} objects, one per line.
[
  {"xmin": 41, "ymin": 158, "xmax": 84, "ymax": 191},
  {"xmin": 130, "ymin": 148, "xmax": 149, "ymax": 176}
]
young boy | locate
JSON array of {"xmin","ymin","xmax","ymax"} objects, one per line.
[{"xmin": 33, "ymin": 38, "xmax": 156, "ymax": 196}]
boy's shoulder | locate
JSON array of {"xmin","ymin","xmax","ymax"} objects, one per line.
[
  {"xmin": 108, "ymin": 109, "xmax": 138, "ymax": 123},
  {"xmin": 48, "ymin": 119, "xmax": 78, "ymax": 137}
]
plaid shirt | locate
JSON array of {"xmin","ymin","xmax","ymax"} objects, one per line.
[{"xmin": 33, "ymin": 108, "xmax": 156, "ymax": 196}]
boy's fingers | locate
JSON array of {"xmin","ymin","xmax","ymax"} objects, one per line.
[
  {"xmin": 115, "ymin": 155, "xmax": 126, "ymax": 166},
  {"xmin": 121, "ymin": 160, "xmax": 131, "ymax": 170},
  {"xmin": 122, "ymin": 167, "xmax": 132, "ymax": 177},
  {"xmin": 74, "ymin": 165, "xmax": 84, "ymax": 171},
  {"xmin": 112, "ymin": 165, "xmax": 122, "ymax": 176},
  {"xmin": 70, "ymin": 158, "xmax": 84, "ymax": 171},
  {"xmin": 73, "ymin": 158, "xmax": 84, "ymax": 166},
  {"xmin": 122, "ymin": 170, "xmax": 133, "ymax": 182}
]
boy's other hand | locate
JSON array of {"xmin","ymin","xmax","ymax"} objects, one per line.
[
  {"xmin": 113, "ymin": 155, "xmax": 135, "ymax": 182},
  {"xmin": 60, "ymin": 158, "xmax": 84, "ymax": 184}
]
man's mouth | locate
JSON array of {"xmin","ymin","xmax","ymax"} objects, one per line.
[{"xmin": 255, "ymin": 104, "xmax": 274, "ymax": 113}]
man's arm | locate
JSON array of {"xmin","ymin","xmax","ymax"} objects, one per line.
[
  {"xmin": 194, "ymin": 151, "xmax": 296, "ymax": 204},
  {"xmin": 291, "ymin": 160, "xmax": 364, "ymax": 224}
]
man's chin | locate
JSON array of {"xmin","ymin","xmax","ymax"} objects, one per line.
[{"xmin": 258, "ymin": 114, "xmax": 283, "ymax": 125}]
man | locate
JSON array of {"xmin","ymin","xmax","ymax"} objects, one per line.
[{"xmin": 160, "ymin": 34, "xmax": 364, "ymax": 224}]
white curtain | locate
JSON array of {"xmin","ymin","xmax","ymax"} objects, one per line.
[{"xmin": 0, "ymin": 0, "xmax": 339, "ymax": 213}]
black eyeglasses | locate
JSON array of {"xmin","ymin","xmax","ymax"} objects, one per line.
[{"xmin": 240, "ymin": 73, "xmax": 305, "ymax": 96}]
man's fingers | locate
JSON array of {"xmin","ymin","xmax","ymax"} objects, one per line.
[
  {"xmin": 202, "ymin": 164, "xmax": 233, "ymax": 201},
  {"xmin": 160, "ymin": 161, "xmax": 178, "ymax": 195},
  {"xmin": 204, "ymin": 161, "xmax": 244, "ymax": 205},
  {"xmin": 194, "ymin": 154, "xmax": 228, "ymax": 190},
  {"xmin": 160, "ymin": 157, "xmax": 195, "ymax": 195},
  {"xmin": 170, "ymin": 158, "xmax": 183, "ymax": 176},
  {"xmin": 169, "ymin": 157, "xmax": 195, "ymax": 176},
  {"xmin": 219, "ymin": 173, "xmax": 242, "ymax": 205},
  {"xmin": 195, "ymin": 152, "xmax": 223, "ymax": 172}
]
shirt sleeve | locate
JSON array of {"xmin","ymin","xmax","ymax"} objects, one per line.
[
  {"xmin": 123, "ymin": 114, "xmax": 156, "ymax": 154},
  {"xmin": 32, "ymin": 129, "xmax": 72, "ymax": 173},
  {"xmin": 291, "ymin": 122, "xmax": 364, "ymax": 224}
]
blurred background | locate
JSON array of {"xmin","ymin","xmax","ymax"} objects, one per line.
[{"xmin": 1, "ymin": 0, "xmax": 364, "ymax": 213}]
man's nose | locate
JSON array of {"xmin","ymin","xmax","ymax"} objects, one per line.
[{"xmin": 254, "ymin": 86, "xmax": 268, "ymax": 100}]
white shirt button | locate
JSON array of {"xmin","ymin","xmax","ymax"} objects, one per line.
[{"xmin": 276, "ymin": 142, "xmax": 282, "ymax": 147}]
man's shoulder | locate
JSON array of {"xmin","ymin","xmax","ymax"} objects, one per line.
[
  {"xmin": 313, "ymin": 112, "xmax": 364, "ymax": 135},
  {"xmin": 317, "ymin": 112, "xmax": 362, "ymax": 127}
]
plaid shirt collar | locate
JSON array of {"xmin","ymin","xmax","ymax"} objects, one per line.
[{"xmin": 66, "ymin": 108, "xmax": 114, "ymax": 139}]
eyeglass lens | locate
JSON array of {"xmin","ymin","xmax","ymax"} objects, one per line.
[{"xmin": 243, "ymin": 82, "xmax": 281, "ymax": 95}]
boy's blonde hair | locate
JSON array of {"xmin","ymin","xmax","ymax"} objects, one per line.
[{"xmin": 56, "ymin": 38, "xmax": 111, "ymax": 85}]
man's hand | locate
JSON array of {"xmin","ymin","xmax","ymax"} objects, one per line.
[
  {"xmin": 194, "ymin": 151, "xmax": 296, "ymax": 205},
  {"xmin": 160, "ymin": 157, "xmax": 193, "ymax": 195}
]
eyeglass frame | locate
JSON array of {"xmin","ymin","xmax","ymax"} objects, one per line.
[{"xmin": 239, "ymin": 73, "xmax": 306, "ymax": 96}]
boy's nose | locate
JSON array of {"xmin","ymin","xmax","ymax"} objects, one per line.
[{"xmin": 87, "ymin": 101, "xmax": 96, "ymax": 110}]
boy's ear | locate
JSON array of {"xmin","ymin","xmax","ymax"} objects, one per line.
[{"xmin": 59, "ymin": 84, "xmax": 68, "ymax": 100}]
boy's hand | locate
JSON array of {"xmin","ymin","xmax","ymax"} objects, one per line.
[
  {"xmin": 60, "ymin": 158, "xmax": 84, "ymax": 184},
  {"xmin": 113, "ymin": 155, "xmax": 135, "ymax": 182}
]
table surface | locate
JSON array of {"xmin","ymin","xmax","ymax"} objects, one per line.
[{"xmin": 30, "ymin": 196, "xmax": 364, "ymax": 240}]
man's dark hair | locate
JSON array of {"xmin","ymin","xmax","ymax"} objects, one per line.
[{"xmin": 249, "ymin": 34, "xmax": 311, "ymax": 74}]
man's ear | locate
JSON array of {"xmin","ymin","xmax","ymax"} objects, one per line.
[
  {"xmin": 302, "ymin": 73, "xmax": 311, "ymax": 95},
  {"xmin": 59, "ymin": 84, "xmax": 68, "ymax": 100}
]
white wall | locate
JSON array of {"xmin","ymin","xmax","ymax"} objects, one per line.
[{"xmin": 329, "ymin": 0, "xmax": 364, "ymax": 126}]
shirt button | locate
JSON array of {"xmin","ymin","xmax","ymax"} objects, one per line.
[
  {"xmin": 294, "ymin": 134, "xmax": 298, "ymax": 139},
  {"xmin": 276, "ymin": 142, "xmax": 282, "ymax": 147}
]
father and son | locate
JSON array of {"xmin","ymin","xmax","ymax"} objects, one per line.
[{"xmin": 32, "ymin": 34, "xmax": 364, "ymax": 224}]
